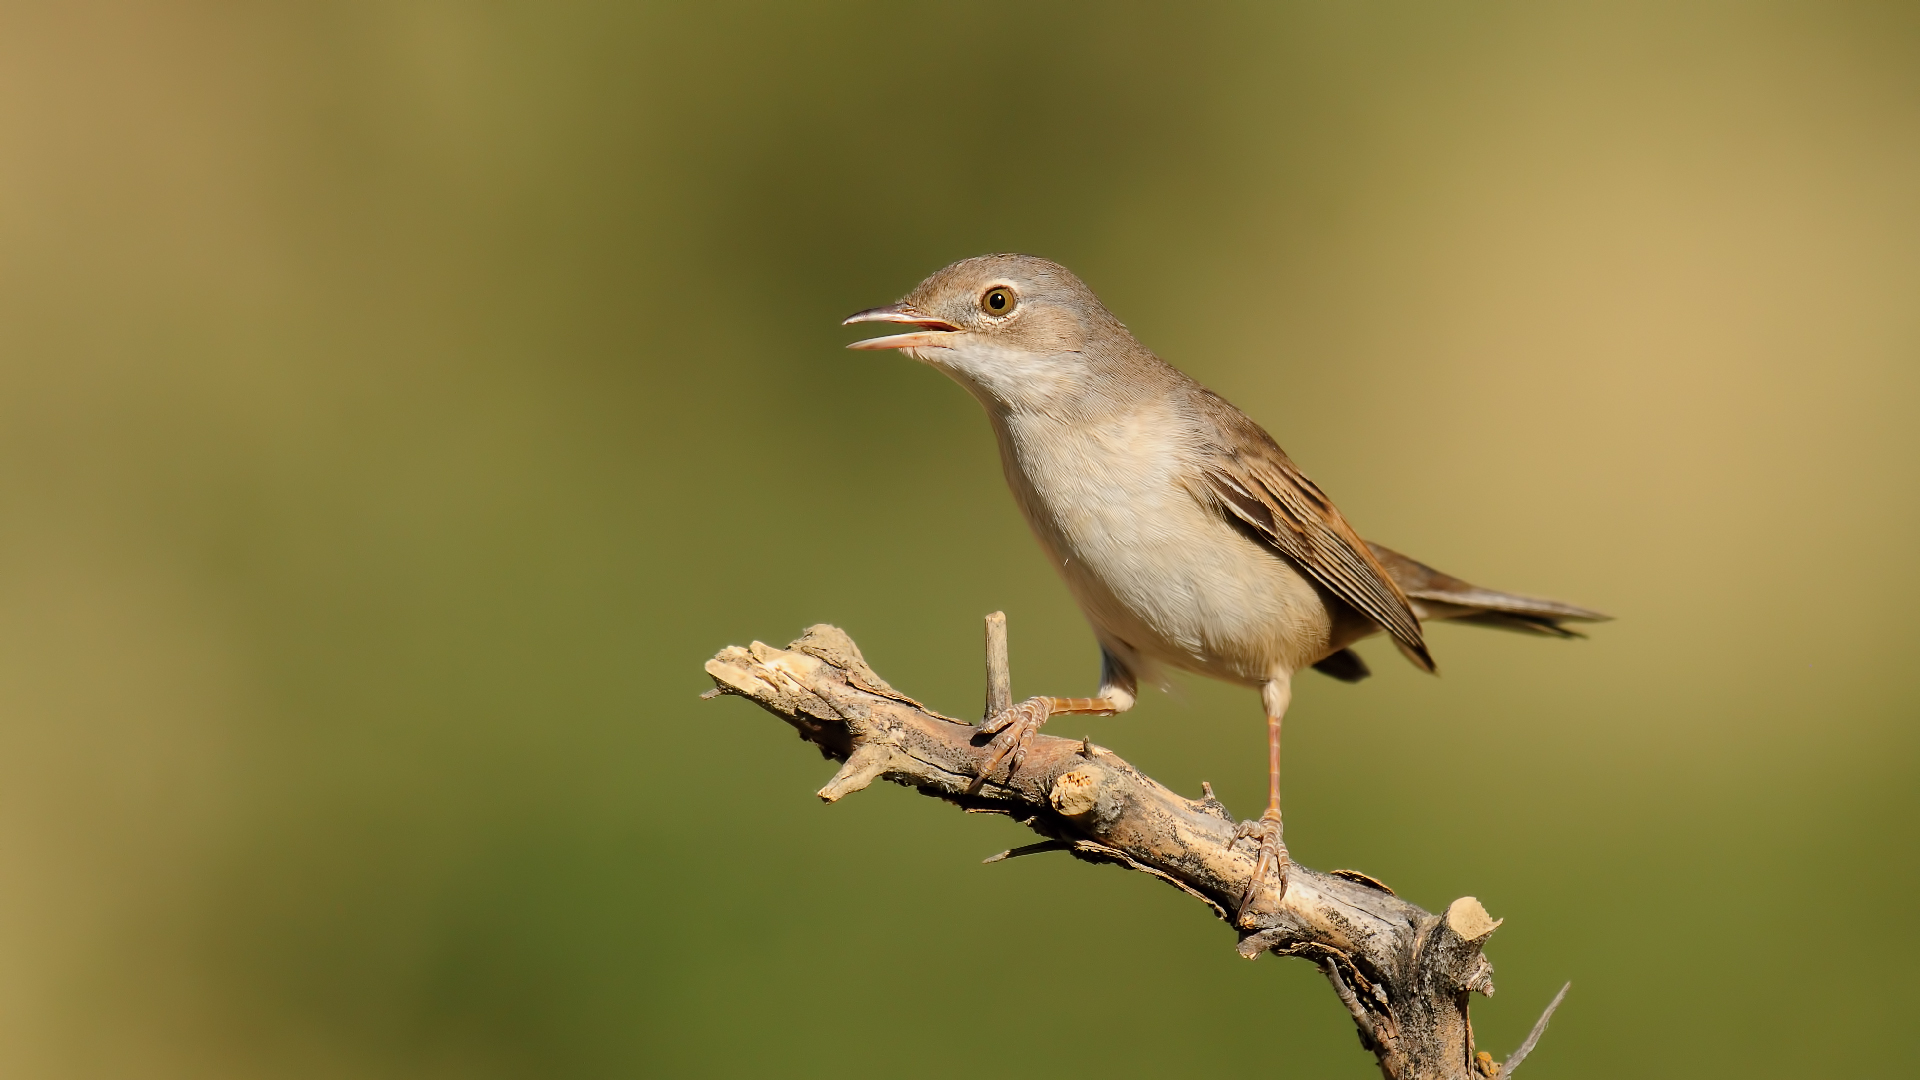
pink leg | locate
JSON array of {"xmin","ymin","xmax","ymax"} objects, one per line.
[{"xmin": 1235, "ymin": 677, "xmax": 1293, "ymax": 925}]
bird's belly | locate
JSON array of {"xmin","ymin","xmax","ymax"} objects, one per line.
[
  {"xmin": 1003, "ymin": 417, "xmax": 1334, "ymax": 684},
  {"xmin": 1058, "ymin": 511, "xmax": 1334, "ymax": 684}
]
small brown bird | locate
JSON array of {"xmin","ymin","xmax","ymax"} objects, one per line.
[{"xmin": 845, "ymin": 254, "xmax": 1606, "ymax": 924}]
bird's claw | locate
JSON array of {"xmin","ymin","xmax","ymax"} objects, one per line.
[
  {"xmin": 1233, "ymin": 810, "xmax": 1289, "ymax": 927},
  {"xmin": 965, "ymin": 698, "xmax": 1052, "ymax": 796}
]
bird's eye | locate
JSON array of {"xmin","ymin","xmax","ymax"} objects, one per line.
[{"xmin": 982, "ymin": 287, "xmax": 1015, "ymax": 316}]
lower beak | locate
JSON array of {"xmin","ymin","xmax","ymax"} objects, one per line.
[{"xmin": 842, "ymin": 304, "xmax": 961, "ymax": 351}]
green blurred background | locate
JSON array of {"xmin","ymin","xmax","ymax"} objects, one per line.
[{"xmin": 2, "ymin": 1, "xmax": 1915, "ymax": 1076}]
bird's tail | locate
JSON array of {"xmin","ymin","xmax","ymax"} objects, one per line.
[{"xmin": 1365, "ymin": 541, "xmax": 1611, "ymax": 639}]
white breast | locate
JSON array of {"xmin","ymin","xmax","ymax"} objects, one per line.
[{"xmin": 994, "ymin": 404, "xmax": 1332, "ymax": 685}]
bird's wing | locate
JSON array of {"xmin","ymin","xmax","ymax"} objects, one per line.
[{"xmin": 1190, "ymin": 406, "xmax": 1434, "ymax": 673}]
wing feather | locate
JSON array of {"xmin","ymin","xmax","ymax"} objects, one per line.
[{"xmin": 1193, "ymin": 416, "xmax": 1435, "ymax": 673}]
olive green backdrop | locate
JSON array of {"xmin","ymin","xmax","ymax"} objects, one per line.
[{"xmin": 1, "ymin": 2, "xmax": 1915, "ymax": 1077}]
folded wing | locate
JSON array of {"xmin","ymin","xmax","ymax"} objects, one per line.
[{"xmin": 1192, "ymin": 412, "xmax": 1435, "ymax": 673}]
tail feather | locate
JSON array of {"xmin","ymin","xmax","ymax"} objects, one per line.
[
  {"xmin": 1365, "ymin": 541, "xmax": 1611, "ymax": 638},
  {"xmin": 1449, "ymin": 610, "xmax": 1589, "ymax": 639}
]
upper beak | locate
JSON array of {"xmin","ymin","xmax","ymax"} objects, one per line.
[{"xmin": 842, "ymin": 304, "xmax": 962, "ymax": 351}]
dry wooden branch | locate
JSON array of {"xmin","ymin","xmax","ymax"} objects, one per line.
[{"xmin": 704, "ymin": 618, "xmax": 1567, "ymax": 1080}]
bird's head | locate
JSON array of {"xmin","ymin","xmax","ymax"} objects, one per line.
[{"xmin": 844, "ymin": 254, "xmax": 1132, "ymax": 409}]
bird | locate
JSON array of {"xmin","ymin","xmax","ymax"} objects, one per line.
[{"xmin": 843, "ymin": 254, "xmax": 1607, "ymax": 925}]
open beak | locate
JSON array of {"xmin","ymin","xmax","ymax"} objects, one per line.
[{"xmin": 842, "ymin": 304, "xmax": 962, "ymax": 351}]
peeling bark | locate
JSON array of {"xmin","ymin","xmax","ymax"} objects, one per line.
[{"xmin": 704, "ymin": 619, "xmax": 1567, "ymax": 1080}]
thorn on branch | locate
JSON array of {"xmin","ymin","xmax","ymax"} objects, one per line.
[
  {"xmin": 1503, "ymin": 982, "xmax": 1570, "ymax": 1076},
  {"xmin": 817, "ymin": 744, "xmax": 889, "ymax": 802},
  {"xmin": 983, "ymin": 610, "xmax": 1010, "ymax": 720},
  {"xmin": 1321, "ymin": 956, "xmax": 1380, "ymax": 1051},
  {"xmin": 1195, "ymin": 781, "xmax": 1234, "ymax": 823},
  {"xmin": 982, "ymin": 840, "xmax": 1075, "ymax": 863}
]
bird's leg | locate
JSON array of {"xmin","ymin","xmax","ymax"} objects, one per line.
[
  {"xmin": 966, "ymin": 696, "xmax": 1121, "ymax": 796},
  {"xmin": 1234, "ymin": 677, "xmax": 1293, "ymax": 926},
  {"xmin": 966, "ymin": 645, "xmax": 1138, "ymax": 796}
]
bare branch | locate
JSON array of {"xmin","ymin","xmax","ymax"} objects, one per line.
[{"xmin": 704, "ymin": 620, "xmax": 1560, "ymax": 1080}]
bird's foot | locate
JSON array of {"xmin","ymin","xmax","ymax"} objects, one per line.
[
  {"xmin": 965, "ymin": 696, "xmax": 1055, "ymax": 796},
  {"xmin": 1232, "ymin": 809, "xmax": 1289, "ymax": 926}
]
